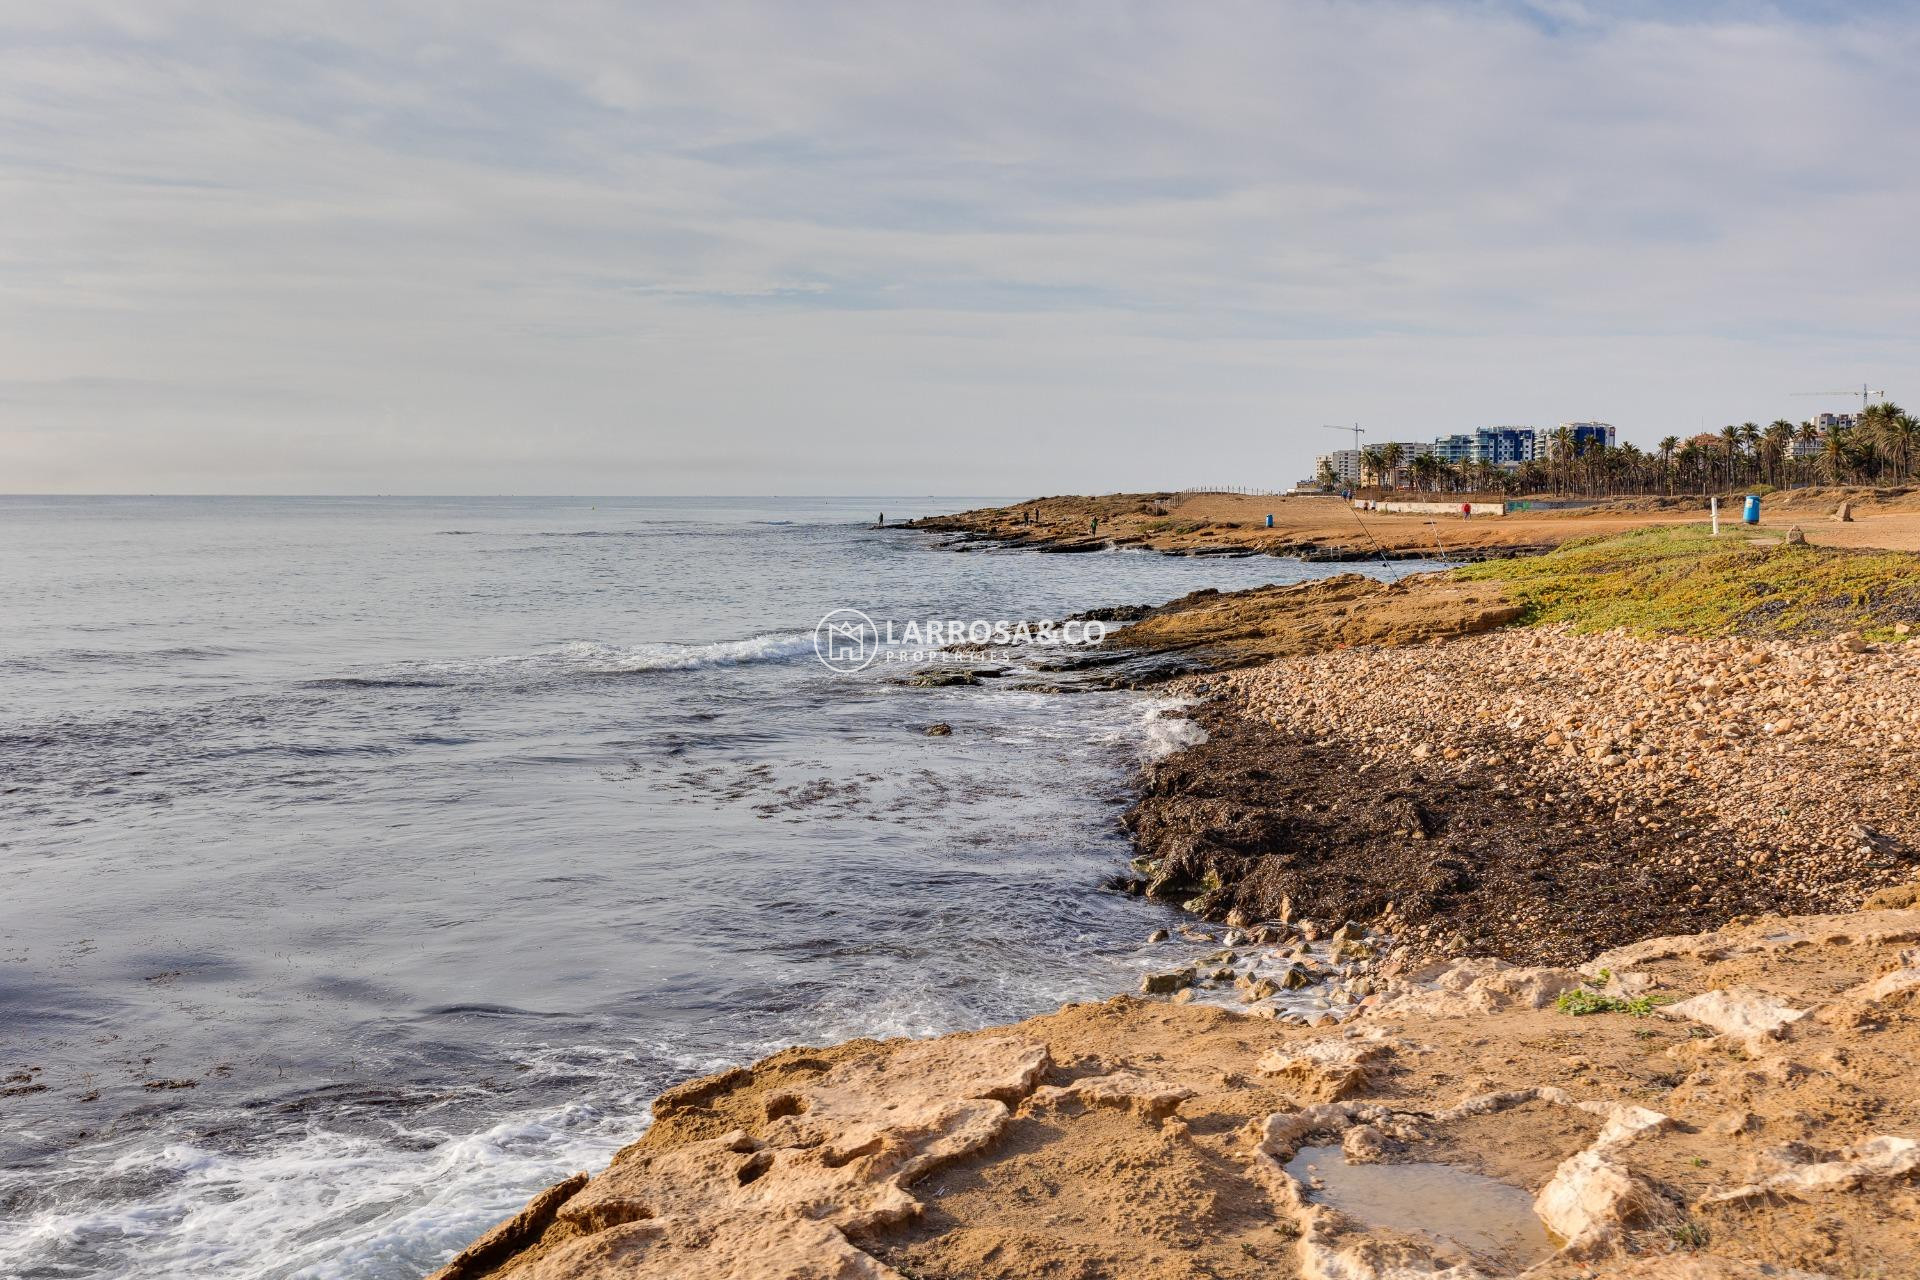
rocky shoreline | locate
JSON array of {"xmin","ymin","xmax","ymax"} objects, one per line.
[
  {"xmin": 429, "ymin": 904, "xmax": 1920, "ymax": 1280},
  {"xmin": 904, "ymin": 494, "xmax": 1555, "ymax": 562},
  {"xmin": 1119, "ymin": 623, "xmax": 1920, "ymax": 966},
  {"xmin": 430, "ymin": 534, "xmax": 1920, "ymax": 1280}
]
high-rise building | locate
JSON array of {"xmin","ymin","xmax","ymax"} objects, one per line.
[
  {"xmin": 1472, "ymin": 427, "xmax": 1540, "ymax": 466},
  {"xmin": 1314, "ymin": 449, "xmax": 1363, "ymax": 486},
  {"xmin": 1558, "ymin": 422, "xmax": 1617, "ymax": 451}
]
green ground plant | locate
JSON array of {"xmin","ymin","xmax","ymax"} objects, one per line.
[
  {"xmin": 1554, "ymin": 987, "xmax": 1665, "ymax": 1017},
  {"xmin": 1455, "ymin": 525, "xmax": 1920, "ymax": 639}
]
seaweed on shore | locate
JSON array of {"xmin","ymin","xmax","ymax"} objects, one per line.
[{"xmin": 1121, "ymin": 701, "xmax": 1882, "ymax": 966}]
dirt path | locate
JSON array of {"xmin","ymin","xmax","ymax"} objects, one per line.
[{"xmin": 909, "ymin": 487, "xmax": 1920, "ymax": 559}]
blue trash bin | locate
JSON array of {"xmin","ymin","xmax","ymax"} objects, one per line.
[
  {"xmin": 1742, "ymin": 494, "xmax": 1761, "ymax": 525},
  {"xmin": 1266, "ymin": 514, "xmax": 1274, "ymax": 528}
]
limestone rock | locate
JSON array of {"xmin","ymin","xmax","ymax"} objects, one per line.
[
  {"xmin": 1257, "ymin": 1038, "xmax": 1395, "ymax": 1102},
  {"xmin": 1664, "ymin": 987, "xmax": 1809, "ymax": 1050},
  {"xmin": 428, "ymin": 1172, "xmax": 589, "ymax": 1280},
  {"xmin": 508, "ymin": 1036, "xmax": 1050, "ymax": 1280},
  {"xmin": 1704, "ymin": 1134, "xmax": 1920, "ymax": 1205},
  {"xmin": 1533, "ymin": 1147, "xmax": 1662, "ymax": 1254},
  {"xmin": 1339, "ymin": 1123, "xmax": 1398, "ymax": 1164},
  {"xmin": 1862, "ymin": 882, "xmax": 1920, "ymax": 910},
  {"xmin": 1377, "ymin": 957, "xmax": 1581, "ymax": 1017},
  {"xmin": 1845, "ymin": 949, "xmax": 1920, "ymax": 1005},
  {"xmin": 1241, "ymin": 976, "xmax": 1280, "ymax": 1002},
  {"xmin": 1140, "ymin": 966, "xmax": 1196, "ymax": 995},
  {"xmin": 1030, "ymin": 1070, "xmax": 1193, "ymax": 1121}
]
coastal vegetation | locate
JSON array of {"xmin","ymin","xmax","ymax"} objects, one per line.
[
  {"xmin": 1553, "ymin": 988, "xmax": 1663, "ymax": 1018},
  {"xmin": 1357, "ymin": 401, "xmax": 1920, "ymax": 499},
  {"xmin": 1455, "ymin": 524, "xmax": 1920, "ymax": 639}
]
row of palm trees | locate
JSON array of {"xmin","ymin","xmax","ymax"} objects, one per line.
[{"xmin": 1320, "ymin": 404, "xmax": 1920, "ymax": 497}]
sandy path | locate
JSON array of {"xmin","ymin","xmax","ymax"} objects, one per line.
[{"xmin": 913, "ymin": 488, "xmax": 1920, "ymax": 556}]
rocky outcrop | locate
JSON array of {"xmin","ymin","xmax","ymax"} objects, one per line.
[
  {"xmin": 1256, "ymin": 1036, "xmax": 1396, "ymax": 1101},
  {"xmin": 1663, "ymin": 988, "xmax": 1809, "ymax": 1052},
  {"xmin": 434, "ymin": 907, "xmax": 1920, "ymax": 1279},
  {"xmin": 431, "ymin": 1037, "xmax": 1051, "ymax": 1280}
]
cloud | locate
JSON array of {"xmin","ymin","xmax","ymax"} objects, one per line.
[{"xmin": 2, "ymin": 0, "xmax": 1917, "ymax": 492}]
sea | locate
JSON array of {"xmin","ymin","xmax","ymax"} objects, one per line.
[{"xmin": 0, "ymin": 496, "xmax": 1416, "ymax": 1279}]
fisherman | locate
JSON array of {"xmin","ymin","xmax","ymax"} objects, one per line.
[{"xmin": 878, "ymin": 512, "xmax": 885, "ymax": 527}]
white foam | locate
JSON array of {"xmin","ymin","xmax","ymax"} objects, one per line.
[
  {"xmin": 1104, "ymin": 696, "xmax": 1206, "ymax": 761},
  {"xmin": 549, "ymin": 633, "xmax": 816, "ymax": 673},
  {"xmin": 370, "ymin": 632, "xmax": 820, "ymax": 684},
  {"xmin": 0, "ymin": 1044, "xmax": 693, "ymax": 1280}
]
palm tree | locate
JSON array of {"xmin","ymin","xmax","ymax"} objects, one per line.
[
  {"xmin": 1678, "ymin": 442, "xmax": 1707, "ymax": 495},
  {"xmin": 1658, "ymin": 436, "xmax": 1679, "ymax": 496},
  {"xmin": 1873, "ymin": 407, "xmax": 1918, "ymax": 485},
  {"xmin": 1408, "ymin": 452, "xmax": 1441, "ymax": 493},
  {"xmin": 1717, "ymin": 425, "xmax": 1743, "ymax": 490},
  {"xmin": 1316, "ymin": 458, "xmax": 1338, "ymax": 490},
  {"xmin": 1762, "ymin": 421, "xmax": 1795, "ymax": 488},
  {"xmin": 1548, "ymin": 426, "xmax": 1576, "ymax": 495},
  {"xmin": 1359, "ymin": 446, "xmax": 1384, "ymax": 489},
  {"xmin": 1795, "ymin": 421, "xmax": 1819, "ymax": 486},
  {"xmin": 1820, "ymin": 426, "xmax": 1854, "ymax": 486},
  {"xmin": 1615, "ymin": 443, "xmax": 1645, "ymax": 497},
  {"xmin": 1378, "ymin": 442, "xmax": 1406, "ymax": 492}
]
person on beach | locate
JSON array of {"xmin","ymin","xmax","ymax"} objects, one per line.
[
  {"xmin": 878, "ymin": 512, "xmax": 884, "ymax": 526},
  {"xmin": 1090, "ymin": 516, "xmax": 1099, "ymax": 536},
  {"xmin": 1461, "ymin": 502, "xmax": 1471, "ymax": 520}
]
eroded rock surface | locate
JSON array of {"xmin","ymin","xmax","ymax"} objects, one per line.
[{"xmin": 437, "ymin": 909, "xmax": 1920, "ymax": 1280}]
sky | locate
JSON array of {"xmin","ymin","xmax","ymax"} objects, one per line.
[{"xmin": 4, "ymin": 1, "xmax": 1919, "ymax": 495}]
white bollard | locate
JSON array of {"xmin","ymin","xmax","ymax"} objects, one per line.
[{"xmin": 1710, "ymin": 496, "xmax": 1719, "ymax": 537}]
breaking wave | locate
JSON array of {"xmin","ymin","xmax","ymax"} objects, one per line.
[{"xmin": 550, "ymin": 634, "xmax": 816, "ymax": 674}]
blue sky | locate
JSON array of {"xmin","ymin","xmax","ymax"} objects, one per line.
[{"xmin": 4, "ymin": 1, "xmax": 1918, "ymax": 493}]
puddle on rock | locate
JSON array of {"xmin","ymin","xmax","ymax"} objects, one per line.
[{"xmin": 1285, "ymin": 1145, "xmax": 1556, "ymax": 1267}]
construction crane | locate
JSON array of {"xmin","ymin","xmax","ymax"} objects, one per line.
[
  {"xmin": 1322, "ymin": 423, "xmax": 1366, "ymax": 451},
  {"xmin": 1792, "ymin": 384, "xmax": 1887, "ymax": 412}
]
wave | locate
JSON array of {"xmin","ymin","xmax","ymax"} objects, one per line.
[
  {"xmin": 0, "ymin": 1045, "xmax": 672, "ymax": 1280},
  {"xmin": 300, "ymin": 677, "xmax": 452, "ymax": 691},
  {"xmin": 1103, "ymin": 696, "xmax": 1207, "ymax": 762},
  {"xmin": 551, "ymin": 634, "xmax": 816, "ymax": 674},
  {"xmin": 43, "ymin": 645, "xmax": 239, "ymax": 668},
  {"xmin": 356, "ymin": 633, "xmax": 820, "ymax": 686}
]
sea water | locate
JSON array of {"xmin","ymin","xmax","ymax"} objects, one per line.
[{"xmin": 0, "ymin": 496, "xmax": 1416, "ymax": 1279}]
